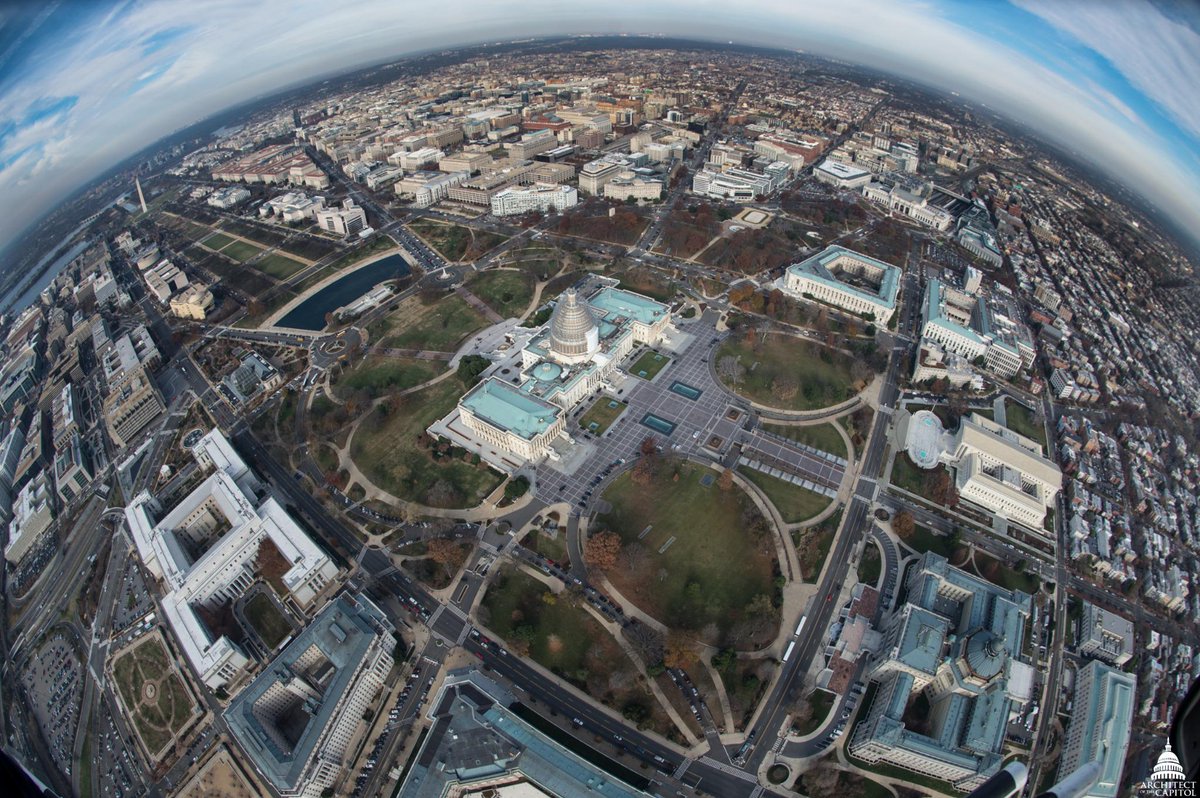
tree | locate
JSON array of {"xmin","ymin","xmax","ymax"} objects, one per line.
[
  {"xmin": 927, "ymin": 470, "xmax": 958, "ymax": 507},
  {"xmin": 585, "ymin": 530, "xmax": 622, "ymax": 570},
  {"xmin": 640, "ymin": 436, "xmax": 658, "ymax": 457},
  {"xmin": 427, "ymin": 538, "xmax": 465, "ymax": 578},
  {"xmin": 717, "ymin": 355, "xmax": 745, "ymax": 386},
  {"xmin": 503, "ymin": 475, "xmax": 530, "ymax": 502},
  {"xmin": 663, "ymin": 632, "xmax": 699, "ymax": 670},
  {"xmin": 623, "ymin": 621, "xmax": 664, "ymax": 665},
  {"xmin": 892, "ymin": 510, "xmax": 915, "ymax": 539},
  {"xmin": 457, "ymin": 354, "xmax": 491, "ymax": 386},
  {"xmin": 717, "ymin": 468, "xmax": 734, "ymax": 491},
  {"xmin": 771, "ymin": 375, "xmax": 798, "ymax": 403}
]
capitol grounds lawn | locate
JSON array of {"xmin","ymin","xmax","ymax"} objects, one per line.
[
  {"xmin": 761, "ymin": 422, "xmax": 847, "ymax": 460},
  {"xmin": 1005, "ymin": 400, "xmax": 1047, "ymax": 448},
  {"xmin": 408, "ymin": 219, "xmax": 509, "ymax": 262},
  {"xmin": 596, "ymin": 460, "xmax": 779, "ymax": 647},
  {"xmin": 112, "ymin": 637, "xmax": 196, "ymax": 756},
  {"xmin": 254, "ymin": 252, "xmax": 307, "ymax": 281},
  {"xmin": 628, "ymin": 349, "xmax": 671, "ymax": 381},
  {"xmin": 350, "ymin": 376, "xmax": 503, "ymax": 509},
  {"xmin": 895, "ymin": 521, "xmax": 960, "ymax": 560},
  {"xmin": 369, "ymin": 293, "xmax": 489, "ymax": 352},
  {"xmin": 333, "ymin": 355, "xmax": 441, "ymax": 400},
  {"xmin": 578, "ymin": 397, "xmax": 627, "ymax": 435},
  {"xmin": 738, "ymin": 467, "xmax": 833, "ymax": 524},
  {"xmin": 715, "ymin": 332, "xmax": 862, "ymax": 411},
  {"xmin": 466, "ymin": 270, "xmax": 536, "ymax": 318},
  {"xmin": 969, "ymin": 549, "xmax": 1041, "ymax": 595},
  {"xmin": 522, "ymin": 529, "xmax": 569, "ymax": 565},
  {"xmin": 243, "ymin": 593, "xmax": 292, "ymax": 650},
  {"xmin": 481, "ymin": 567, "xmax": 676, "ymax": 737}
]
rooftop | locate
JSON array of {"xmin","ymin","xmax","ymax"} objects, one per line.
[
  {"xmin": 461, "ymin": 378, "xmax": 562, "ymax": 441},
  {"xmin": 788, "ymin": 245, "xmax": 900, "ymax": 309}
]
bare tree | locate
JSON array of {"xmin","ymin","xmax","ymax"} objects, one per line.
[{"xmin": 717, "ymin": 355, "xmax": 745, "ymax": 386}]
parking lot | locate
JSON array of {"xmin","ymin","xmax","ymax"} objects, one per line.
[{"xmin": 19, "ymin": 632, "xmax": 84, "ymax": 779}]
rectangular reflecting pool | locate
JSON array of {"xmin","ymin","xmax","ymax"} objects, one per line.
[
  {"xmin": 668, "ymin": 381, "xmax": 702, "ymax": 400},
  {"xmin": 640, "ymin": 413, "xmax": 676, "ymax": 436}
]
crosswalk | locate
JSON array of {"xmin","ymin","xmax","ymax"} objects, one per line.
[{"xmin": 699, "ymin": 756, "xmax": 758, "ymax": 782}]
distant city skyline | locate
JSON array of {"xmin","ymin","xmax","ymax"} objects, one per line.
[{"xmin": 0, "ymin": 0, "xmax": 1198, "ymax": 252}]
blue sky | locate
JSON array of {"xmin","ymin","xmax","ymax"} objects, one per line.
[{"xmin": 0, "ymin": 0, "xmax": 1198, "ymax": 249}]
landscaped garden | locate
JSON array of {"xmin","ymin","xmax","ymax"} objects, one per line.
[
  {"xmin": 794, "ymin": 508, "xmax": 841, "ymax": 581},
  {"xmin": 715, "ymin": 332, "xmax": 866, "ymax": 411},
  {"xmin": 595, "ymin": 458, "xmax": 780, "ymax": 649},
  {"xmin": 1005, "ymin": 400, "xmax": 1048, "ymax": 448},
  {"xmin": 243, "ymin": 592, "xmax": 293, "ymax": 650},
  {"xmin": 112, "ymin": 637, "xmax": 198, "ymax": 756},
  {"xmin": 578, "ymin": 397, "xmax": 627, "ymax": 435},
  {"xmin": 628, "ymin": 349, "xmax": 671, "ymax": 381}
]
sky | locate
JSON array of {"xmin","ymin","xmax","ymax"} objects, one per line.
[{"xmin": 1, "ymin": 0, "xmax": 1199, "ymax": 250}]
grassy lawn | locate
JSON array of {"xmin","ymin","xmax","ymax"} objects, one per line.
[
  {"xmin": 327, "ymin": 237, "xmax": 398, "ymax": 271},
  {"xmin": 410, "ymin": 219, "xmax": 508, "ymax": 262},
  {"xmin": 350, "ymin": 376, "xmax": 503, "ymax": 508},
  {"xmin": 628, "ymin": 349, "xmax": 671, "ymax": 381},
  {"xmin": 738, "ymin": 467, "xmax": 832, "ymax": 523},
  {"xmin": 858, "ymin": 539, "xmax": 882, "ymax": 586},
  {"xmin": 794, "ymin": 508, "xmax": 841, "ymax": 581},
  {"xmin": 243, "ymin": 592, "xmax": 292, "ymax": 649},
  {"xmin": 333, "ymin": 355, "xmax": 440, "ymax": 399},
  {"xmin": 889, "ymin": 452, "xmax": 927, "ymax": 494},
  {"xmin": 79, "ymin": 733, "xmax": 92, "ymax": 798},
  {"xmin": 715, "ymin": 332, "xmax": 863, "ymax": 410},
  {"xmin": 202, "ymin": 231, "xmax": 235, "ymax": 251},
  {"xmin": 972, "ymin": 550, "xmax": 1041, "ymax": 595},
  {"xmin": 1005, "ymin": 400, "xmax": 1047, "ymax": 448},
  {"xmin": 255, "ymin": 252, "xmax": 307, "ymax": 280},
  {"xmin": 371, "ymin": 293, "xmax": 488, "ymax": 351},
  {"xmin": 597, "ymin": 460, "xmax": 779, "ymax": 645},
  {"xmin": 762, "ymin": 422, "xmax": 847, "ymax": 460},
  {"xmin": 467, "ymin": 270, "xmax": 536, "ymax": 318},
  {"xmin": 578, "ymin": 397, "xmax": 627, "ymax": 435},
  {"xmin": 896, "ymin": 523, "xmax": 961, "ymax": 559},
  {"xmin": 524, "ymin": 530, "xmax": 569, "ymax": 564},
  {"xmin": 220, "ymin": 239, "xmax": 265, "ymax": 263},
  {"xmin": 793, "ymin": 688, "xmax": 835, "ymax": 736}
]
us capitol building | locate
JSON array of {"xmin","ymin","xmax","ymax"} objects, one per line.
[{"xmin": 436, "ymin": 281, "xmax": 671, "ymax": 467}]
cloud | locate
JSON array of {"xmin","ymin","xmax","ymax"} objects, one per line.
[
  {"xmin": 0, "ymin": 0, "xmax": 1197, "ymax": 250},
  {"xmin": 1013, "ymin": 0, "xmax": 1200, "ymax": 140}
]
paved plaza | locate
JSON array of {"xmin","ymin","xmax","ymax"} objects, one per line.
[{"xmin": 535, "ymin": 310, "xmax": 850, "ymax": 513}]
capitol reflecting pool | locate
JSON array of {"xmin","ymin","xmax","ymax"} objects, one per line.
[{"xmin": 277, "ymin": 254, "xmax": 411, "ymax": 331}]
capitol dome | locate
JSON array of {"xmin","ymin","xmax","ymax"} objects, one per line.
[
  {"xmin": 548, "ymin": 289, "xmax": 599, "ymax": 360},
  {"xmin": 1150, "ymin": 743, "xmax": 1187, "ymax": 782}
]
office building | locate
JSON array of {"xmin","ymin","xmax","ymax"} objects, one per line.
[
  {"xmin": 207, "ymin": 186, "xmax": 251, "ymax": 209},
  {"xmin": 316, "ymin": 200, "xmax": 367, "ymax": 236},
  {"xmin": 1059, "ymin": 661, "xmax": 1135, "ymax": 798},
  {"xmin": 921, "ymin": 279, "xmax": 1031, "ymax": 379},
  {"xmin": 899, "ymin": 410, "xmax": 1061, "ymax": 530},
  {"xmin": 52, "ymin": 432, "xmax": 92, "ymax": 505},
  {"xmin": 603, "ymin": 173, "xmax": 663, "ymax": 201},
  {"xmin": 397, "ymin": 671, "xmax": 645, "ymax": 798},
  {"xmin": 226, "ymin": 594, "xmax": 394, "ymax": 798},
  {"xmin": 1077, "ymin": 604, "xmax": 1134, "ymax": 667},
  {"xmin": 5, "ymin": 472, "xmax": 54, "ymax": 565},
  {"xmin": 259, "ymin": 191, "xmax": 326, "ymax": 223},
  {"xmin": 438, "ymin": 150, "xmax": 493, "ymax": 174},
  {"xmin": 170, "ymin": 284, "xmax": 215, "ymax": 321},
  {"xmin": 508, "ymin": 130, "xmax": 558, "ymax": 160},
  {"xmin": 395, "ymin": 147, "xmax": 444, "ymax": 171},
  {"xmin": 104, "ymin": 368, "xmax": 166, "ymax": 449},
  {"xmin": 50, "ymin": 384, "xmax": 82, "ymax": 453},
  {"xmin": 0, "ymin": 426, "xmax": 26, "ymax": 524},
  {"xmin": 862, "ymin": 180, "xmax": 965, "ymax": 231},
  {"xmin": 395, "ymin": 170, "xmax": 470, "ymax": 208},
  {"xmin": 692, "ymin": 163, "xmax": 788, "ymax": 201},
  {"xmin": 490, "ymin": 183, "xmax": 578, "ymax": 216},
  {"xmin": 779, "ymin": 245, "xmax": 900, "ymax": 323},
  {"xmin": 125, "ymin": 431, "xmax": 339, "ymax": 690},
  {"xmin": 814, "ymin": 159, "xmax": 873, "ymax": 189},
  {"xmin": 850, "ymin": 552, "xmax": 1035, "ymax": 791}
]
